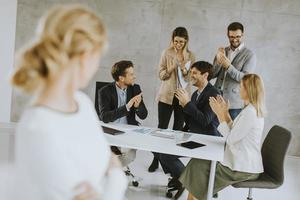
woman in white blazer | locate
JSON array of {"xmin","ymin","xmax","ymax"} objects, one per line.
[{"xmin": 179, "ymin": 74, "xmax": 266, "ymax": 200}]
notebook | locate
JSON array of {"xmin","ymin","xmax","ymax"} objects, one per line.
[{"xmin": 101, "ymin": 125, "xmax": 125, "ymax": 135}]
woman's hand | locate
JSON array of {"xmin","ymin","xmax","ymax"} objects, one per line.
[
  {"xmin": 176, "ymin": 52, "xmax": 184, "ymax": 67},
  {"xmin": 73, "ymin": 182, "xmax": 101, "ymax": 200},
  {"xmin": 167, "ymin": 57, "xmax": 177, "ymax": 72},
  {"xmin": 209, "ymin": 95, "xmax": 230, "ymax": 122},
  {"xmin": 209, "ymin": 96, "xmax": 221, "ymax": 115},
  {"xmin": 216, "ymin": 95, "xmax": 229, "ymax": 112}
]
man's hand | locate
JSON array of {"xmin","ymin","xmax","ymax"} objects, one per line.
[
  {"xmin": 127, "ymin": 93, "xmax": 142, "ymax": 109},
  {"xmin": 175, "ymin": 88, "xmax": 190, "ymax": 107},
  {"xmin": 219, "ymin": 54, "xmax": 231, "ymax": 69},
  {"xmin": 216, "ymin": 47, "xmax": 225, "ymax": 64},
  {"xmin": 126, "ymin": 97, "xmax": 135, "ymax": 109},
  {"xmin": 133, "ymin": 93, "xmax": 142, "ymax": 108},
  {"xmin": 216, "ymin": 47, "xmax": 230, "ymax": 69}
]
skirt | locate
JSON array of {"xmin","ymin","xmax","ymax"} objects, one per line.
[{"xmin": 179, "ymin": 159, "xmax": 259, "ymax": 200}]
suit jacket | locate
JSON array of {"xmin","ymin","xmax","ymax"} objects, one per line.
[
  {"xmin": 183, "ymin": 83, "xmax": 220, "ymax": 136},
  {"xmin": 212, "ymin": 46, "xmax": 256, "ymax": 109},
  {"xmin": 98, "ymin": 82, "xmax": 148, "ymax": 125}
]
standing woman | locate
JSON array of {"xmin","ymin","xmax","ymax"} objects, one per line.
[
  {"xmin": 11, "ymin": 5, "xmax": 126, "ymax": 200},
  {"xmin": 148, "ymin": 27, "xmax": 195, "ymax": 172},
  {"xmin": 180, "ymin": 74, "xmax": 266, "ymax": 200}
]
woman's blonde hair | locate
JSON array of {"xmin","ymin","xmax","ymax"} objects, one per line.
[
  {"xmin": 242, "ymin": 74, "xmax": 266, "ymax": 117},
  {"xmin": 168, "ymin": 27, "xmax": 191, "ymax": 60},
  {"xmin": 11, "ymin": 4, "xmax": 107, "ymax": 94}
]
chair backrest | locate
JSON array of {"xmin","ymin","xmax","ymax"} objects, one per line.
[
  {"xmin": 95, "ymin": 81, "xmax": 110, "ymax": 117},
  {"xmin": 261, "ymin": 125, "xmax": 291, "ymax": 186}
]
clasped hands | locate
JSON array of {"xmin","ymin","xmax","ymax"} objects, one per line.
[
  {"xmin": 175, "ymin": 88, "xmax": 190, "ymax": 107},
  {"xmin": 216, "ymin": 47, "xmax": 231, "ymax": 70},
  {"xmin": 127, "ymin": 93, "xmax": 142, "ymax": 109},
  {"xmin": 209, "ymin": 95, "xmax": 230, "ymax": 121},
  {"xmin": 168, "ymin": 54, "xmax": 187, "ymax": 73}
]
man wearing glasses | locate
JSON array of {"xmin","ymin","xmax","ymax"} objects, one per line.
[{"xmin": 211, "ymin": 22, "xmax": 257, "ymax": 119}]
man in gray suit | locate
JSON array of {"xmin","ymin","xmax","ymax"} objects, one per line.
[{"xmin": 212, "ymin": 22, "xmax": 256, "ymax": 119}]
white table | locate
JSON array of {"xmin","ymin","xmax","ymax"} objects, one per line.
[{"xmin": 102, "ymin": 123, "xmax": 225, "ymax": 200}]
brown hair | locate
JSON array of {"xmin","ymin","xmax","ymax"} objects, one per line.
[
  {"xmin": 190, "ymin": 61, "xmax": 213, "ymax": 81},
  {"xmin": 11, "ymin": 4, "xmax": 107, "ymax": 93},
  {"xmin": 111, "ymin": 60, "xmax": 133, "ymax": 81},
  {"xmin": 169, "ymin": 27, "xmax": 191, "ymax": 60},
  {"xmin": 227, "ymin": 22, "xmax": 244, "ymax": 33},
  {"xmin": 242, "ymin": 74, "xmax": 266, "ymax": 117}
]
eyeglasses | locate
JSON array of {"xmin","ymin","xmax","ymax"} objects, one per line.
[
  {"xmin": 228, "ymin": 35, "xmax": 242, "ymax": 40},
  {"xmin": 174, "ymin": 40, "xmax": 186, "ymax": 44}
]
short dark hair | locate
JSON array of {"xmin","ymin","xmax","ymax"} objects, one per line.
[
  {"xmin": 111, "ymin": 60, "xmax": 133, "ymax": 81},
  {"xmin": 190, "ymin": 61, "xmax": 213, "ymax": 81},
  {"xmin": 227, "ymin": 22, "xmax": 244, "ymax": 33}
]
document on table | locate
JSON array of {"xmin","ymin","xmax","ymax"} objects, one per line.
[
  {"xmin": 151, "ymin": 129, "xmax": 175, "ymax": 139},
  {"xmin": 131, "ymin": 127, "xmax": 155, "ymax": 134}
]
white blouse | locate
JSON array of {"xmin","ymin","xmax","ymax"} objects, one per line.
[
  {"xmin": 218, "ymin": 104, "xmax": 264, "ymax": 173},
  {"xmin": 12, "ymin": 91, "xmax": 127, "ymax": 200}
]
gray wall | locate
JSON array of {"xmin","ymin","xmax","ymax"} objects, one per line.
[{"xmin": 12, "ymin": 0, "xmax": 300, "ymax": 156}]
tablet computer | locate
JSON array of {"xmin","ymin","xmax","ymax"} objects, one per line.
[
  {"xmin": 177, "ymin": 141, "xmax": 206, "ymax": 149},
  {"xmin": 101, "ymin": 125, "xmax": 125, "ymax": 135}
]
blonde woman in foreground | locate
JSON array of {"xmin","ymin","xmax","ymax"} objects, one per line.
[
  {"xmin": 11, "ymin": 4, "xmax": 126, "ymax": 200},
  {"xmin": 180, "ymin": 74, "xmax": 266, "ymax": 200}
]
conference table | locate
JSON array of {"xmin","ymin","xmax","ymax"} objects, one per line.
[{"xmin": 101, "ymin": 122, "xmax": 226, "ymax": 200}]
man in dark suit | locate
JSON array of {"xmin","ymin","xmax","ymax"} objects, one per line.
[
  {"xmin": 158, "ymin": 61, "xmax": 221, "ymax": 198},
  {"xmin": 98, "ymin": 60, "xmax": 148, "ymax": 163},
  {"xmin": 178, "ymin": 61, "xmax": 221, "ymax": 136},
  {"xmin": 98, "ymin": 60, "xmax": 147, "ymax": 125}
]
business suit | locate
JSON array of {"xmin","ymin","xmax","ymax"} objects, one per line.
[
  {"xmin": 158, "ymin": 83, "xmax": 221, "ymax": 180},
  {"xmin": 98, "ymin": 82, "xmax": 147, "ymax": 125},
  {"xmin": 183, "ymin": 82, "xmax": 221, "ymax": 136},
  {"xmin": 212, "ymin": 46, "xmax": 256, "ymax": 110}
]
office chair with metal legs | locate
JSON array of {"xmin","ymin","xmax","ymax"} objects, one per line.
[
  {"xmin": 119, "ymin": 148, "xmax": 139, "ymax": 187},
  {"xmin": 96, "ymin": 81, "xmax": 140, "ymax": 187},
  {"xmin": 232, "ymin": 125, "xmax": 292, "ymax": 200}
]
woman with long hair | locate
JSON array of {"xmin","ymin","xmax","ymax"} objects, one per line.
[
  {"xmin": 11, "ymin": 4, "xmax": 126, "ymax": 200},
  {"xmin": 148, "ymin": 27, "xmax": 196, "ymax": 173},
  {"xmin": 180, "ymin": 74, "xmax": 266, "ymax": 200}
]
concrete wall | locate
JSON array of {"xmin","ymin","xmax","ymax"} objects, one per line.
[
  {"xmin": 0, "ymin": 0, "xmax": 17, "ymax": 122},
  {"xmin": 11, "ymin": 0, "xmax": 300, "ymax": 156}
]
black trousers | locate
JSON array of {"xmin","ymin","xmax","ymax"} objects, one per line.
[
  {"xmin": 157, "ymin": 97, "xmax": 184, "ymax": 130},
  {"xmin": 153, "ymin": 97, "xmax": 185, "ymax": 178}
]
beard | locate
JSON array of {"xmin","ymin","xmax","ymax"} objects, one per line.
[
  {"xmin": 191, "ymin": 78, "xmax": 198, "ymax": 86},
  {"xmin": 230, "ymin": 41, "xmax": 241, "ymax": 49},
  {"xmin": 125, "ymin": 80, "xmax": 135, "ymax": 86}
]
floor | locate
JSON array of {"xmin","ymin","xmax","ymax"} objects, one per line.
[{"xmin": 125, "ymin": 150, "xmax": 300, "ymax": 200}]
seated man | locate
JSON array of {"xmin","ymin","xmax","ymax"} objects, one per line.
[
  {"xmin": 157, "ymin": 61, "xmax": 221, "ymax": 198},
  {"xmin": 98, "ymin": 60, "xmax": 148, "ymax": 165}
]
